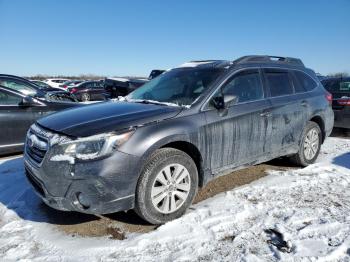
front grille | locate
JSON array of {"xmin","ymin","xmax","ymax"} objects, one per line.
[
  {"xmin": 25, "ymin": 126, "xmax": 49, "ymax": 165},
  {"xmin": 25, "ymin": 168, "xmax": 45, "ymax": 197}
]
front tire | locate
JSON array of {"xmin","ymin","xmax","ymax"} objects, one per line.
[
  {"xmin": 290, "ymin": 121, "xmax": 322, "ymax": 166},
  {"xmin": 135, "ymin": 148, "xmax": 198, "ymax": 224}
]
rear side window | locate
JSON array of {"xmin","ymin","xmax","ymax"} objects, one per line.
[
  {"xmin": 291, "ymin": 73, "xmax": 305, "ymax": 93},
  {"xmin": 264, "ymin": 69, "xmax": 294, "ymax": 97},
  {"xmin": 294, "ymin": 71, "xmax": 317, "ymax": 92},
  {"xmin": 340, "ymin": 81, "xmax": 350, "ymax": 91}
]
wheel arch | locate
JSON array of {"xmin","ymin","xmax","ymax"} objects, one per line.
[
  {"xmin": 309, "ymin": 115, "xmax": 326, "ymax": 143},
  {"xmin": 160, "ymin": 141, "xmax": 205, "ymax": 187}
]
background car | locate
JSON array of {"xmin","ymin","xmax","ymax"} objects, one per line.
[
  {"xmin": 0, "ymin": 74, "xmax": 78, "ymax": 102},
  {"xmin": 59, "ymin": 80, "xmax": 84, "ymax": 89},
  {"xmin": 31, "ymin": 80, "xmax": 53, "ymax": 89},
  {"xmin": 321, "ymin": 77, "xmax": 350, "ymax": 130},
  {"xmin": 103, "ymin": 70, "xmax": 165, "ymax": 99},
  {"xmin": 44, "ymin": 78, "xmax": 70, "ymax": 89},
  {"xmin": 148, "ymin": 69, "xmax": 165, "ymax": 79},
  {"xmin": 68, "ymin": 80, "xmax": 108, "ymax": 101},
  {"xmin": 0, "ymin": 85, "xmax": 81, "ymax": 156},
  {"xmin": 104, "ymin": 77, "xmax": 148, "ymax": 98}
]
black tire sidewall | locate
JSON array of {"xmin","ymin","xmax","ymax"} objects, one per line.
[{"xmin": 135, "ymin": 148, "xmax": 198, "ymax": 224}]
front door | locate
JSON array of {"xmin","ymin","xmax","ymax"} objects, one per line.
[
  {"xmin": 204, "ymin": 69, "xmax": 272, "ymax": 173},
  {"xmin": 0, "ymin": 89, "xmax": 33, "ymax": 153}
]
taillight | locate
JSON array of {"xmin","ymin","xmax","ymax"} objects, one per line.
[
  {"xmin": 70, "ymin": 88, "xmax": 77, "ymax": 93},
  {"xmin": 338, "ymin": 98, "xmax": 350, "ymax": 106},
  {"xmin": 325, "ymin": 92, "xmax": 333, "ymax": 105}
]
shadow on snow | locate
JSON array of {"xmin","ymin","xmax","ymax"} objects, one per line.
[{"xmin": 332, "ymin": 152, "xmax": 350, "ymax": 170}]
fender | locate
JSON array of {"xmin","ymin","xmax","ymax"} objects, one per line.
[{"xmin": 118, "ymin": 112, "xmax": 210, "ymax": 182}]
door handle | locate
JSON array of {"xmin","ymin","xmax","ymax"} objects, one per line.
[
  {"xmin": 260, "ymin": 111, "xmax": 272, "ymax": 117},
  {"xmin": 301, "ymin": 101, "xmax": 308, "ymax": 107}
]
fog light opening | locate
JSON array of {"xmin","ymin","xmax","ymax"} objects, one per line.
[{"xmin": 76, "ymin": 192, "xmax": 90, "ymax": 209}]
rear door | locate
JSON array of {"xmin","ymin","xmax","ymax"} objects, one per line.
[
  {"xmin": 263, "ymin": 68, "xmax": 308, "ymax": 155},
  {"xmin": 204, "ymin": 68, "xmax": 273, "ymax": 173}
]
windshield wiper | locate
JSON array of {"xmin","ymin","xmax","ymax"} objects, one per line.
[
  {"xmin": 136, "ymin": 100, "xmax": 168, "ymax": 106},
  {"xmin": 126, "ymin": 98, "xmax": 174, "ymax": 106}
]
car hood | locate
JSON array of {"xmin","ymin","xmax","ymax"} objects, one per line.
[{"xmin": 37, "ymin": 101, "xmax": 182, "ymax": 137}]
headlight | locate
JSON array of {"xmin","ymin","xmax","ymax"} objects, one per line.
[{"xmin": 61, "ymin": 130, "xmax": 134, "ymax": 160}]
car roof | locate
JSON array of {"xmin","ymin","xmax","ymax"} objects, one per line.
[
  {"xmin": 0, "ymin": 74, "xmax": 32, "ymax": 80},
  {"xmin": 0, "ymin": 74, "xmax": 42, "ymax": 88}
]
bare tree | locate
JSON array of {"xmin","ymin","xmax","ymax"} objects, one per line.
[{"xmin": 328, "ymin": 72, "xmax": 349, "ymax": 78}]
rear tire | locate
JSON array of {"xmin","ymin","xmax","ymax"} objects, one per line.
[
  {"xmin": 81, "ymin": 93, "xmax": 90, "ymax": 102},
  {"xmin": 135, "ymin": 148, "xmax": 198, "ymax": 224},
  {"xmin": 290, "ymin": 121, "xmax": 322, "ymax": 166}
]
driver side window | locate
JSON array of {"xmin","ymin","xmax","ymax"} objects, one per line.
[
  {"xmin": 221, "ymin": 69, "xmax": 264, "ymax": 104},
  {"xmin": 0, "ymin": 90, "xmax": 22, "ymax": 105}
]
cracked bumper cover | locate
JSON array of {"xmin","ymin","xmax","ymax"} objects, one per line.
[{"xmin": 24, "ymin": 150, "xmax": 140, "ymax": 214}]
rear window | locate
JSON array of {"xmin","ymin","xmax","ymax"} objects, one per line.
[
  {"xmin": 264, "ymin": 69, "xmax": 294, "ymax": 97},
  {"xmin": 323, "ymin": 79, "xmax": 350, "ymax": 93},
  {"xmin": 294, "ymin": 71, "xmax": 317, "ymax": 92},
  {"xmin": 340, "ymin": 82, "xmax": 350, "ymax": 91}
]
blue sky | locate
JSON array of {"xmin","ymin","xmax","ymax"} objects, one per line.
[{"xmin": 0, "ymin": 0, "xmax": 349, "ymax": 76}]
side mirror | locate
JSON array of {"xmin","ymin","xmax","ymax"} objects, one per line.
[
  {"xmin": 224, "ymin": 95, "xmax": 238, "ymax": 107},
  {"xmin": 19, "ymin": 96, "xmax": 35, "ymax": 107}
]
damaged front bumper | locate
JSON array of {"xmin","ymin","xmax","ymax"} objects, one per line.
[{"xmin": 24, "ymin": 125, "xmax": 141, "ymax": 214}]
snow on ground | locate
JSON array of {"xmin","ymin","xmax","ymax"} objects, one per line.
[{"xmin": 0, "ymin": 137, "xmax": 349, "ymax": 261}]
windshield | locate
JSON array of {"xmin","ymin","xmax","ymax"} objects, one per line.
[{"xmin": 127, "ymin": 68, "xmax": 224, "ymax": 106}]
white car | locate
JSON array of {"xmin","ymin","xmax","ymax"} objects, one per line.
[{"xmin": 45, "ymin": 79, "xmax": 70, "ymax": 89}]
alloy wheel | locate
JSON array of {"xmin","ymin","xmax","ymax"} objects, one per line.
[
  {"xmin": 81, "ymin": 93, "xmax": 90, "ymax": 101},
  {"xmin": 303, "ymin": 128, "xmax": 319, "ymax": 160},
  {"xmin": 151, "ymin": 163, "xmax": 191, "ymax": 214}
]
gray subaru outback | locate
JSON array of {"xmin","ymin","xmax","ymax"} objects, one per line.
[{"xmin": 24, "ymin": 55, "xmax": 334, "ymax": 224}]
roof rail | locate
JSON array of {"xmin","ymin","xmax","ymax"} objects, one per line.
[{"xmin": 234, "ymin": 55, "xmax": 305, "ymax": 67}]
